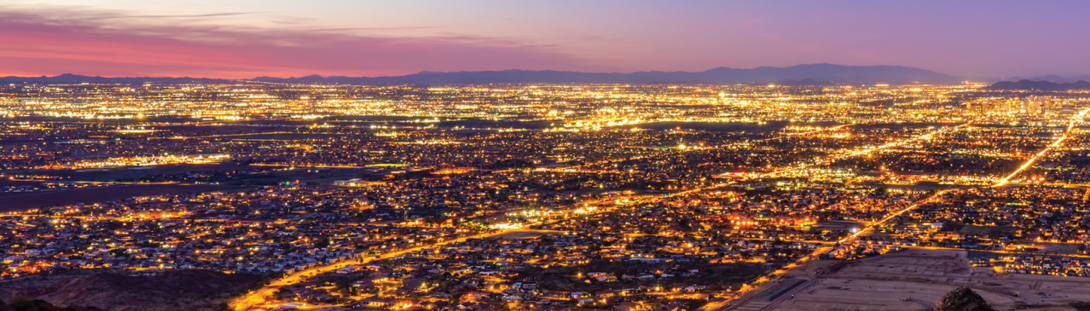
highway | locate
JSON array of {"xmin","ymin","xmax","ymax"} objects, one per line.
[
  {"xmin": 501, "ymin": 124, "xmax": 852, "ymax": 175},
  {"xmin": 229, "ymin": 199, "xmax": 630, "ymax": 311},
  {"xmin": 231, "ymin": 113, "xmax": 1084, "ymax": 311},
  {"xmin": 700, "ymin": 107, "xmax": 1090, "ymax": 311},
  {"xmin": 751, "ymin": 123, "xmax": 967, "ymax": 178},
  {"xmin": 697, "ymin": 190, "xmax": 950, "ymax": 311},
  {"xmin": 230, "ymin": 230, "xmax": 509, "ymax": 311},
  {"xmin": 993, "ymin": 107, "xmax": 1090, "ymax": 187}
]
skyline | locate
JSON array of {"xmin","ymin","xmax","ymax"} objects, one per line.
[
  {"xmin": 4, "ymin": 0, "xmax": 1090, "ymax": 79},
  {"xmin": 5, "ymin": 2, "xmax": 1090, "ymax": 310},
  {"xmin": 2, "ymin": 82, "xmax": 1090, "ymax": 311}
]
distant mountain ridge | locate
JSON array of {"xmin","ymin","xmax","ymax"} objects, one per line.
[
  {"xmin": 1, "ymin": 64, "xmax": 958, "ymax": 85},
  {"xmin": 0, "ymin": 73, "xmax": 231, "ymax": 84},
  {"xmin": 986, "ymin": 79, "xmax": 1090, "ymax": 91},
  {"xmin": 1004, "ymin": 74, "xmax": 1090, "ymax": 84}
]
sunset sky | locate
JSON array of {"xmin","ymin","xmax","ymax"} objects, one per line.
[{"xmin": 2, "ymin": 0, "xmax": 1089, "ymax": 78}]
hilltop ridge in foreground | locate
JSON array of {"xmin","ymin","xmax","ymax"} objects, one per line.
[{"xmin": 1, "ymin": 270, "xmax": 266, "ymax": 311}]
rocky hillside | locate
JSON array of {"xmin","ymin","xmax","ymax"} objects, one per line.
[
  {"xmin": 2, "ymin": 270, "xmax": 266, "ymax": 311},
  {"xmin": 935, "ymin": 287, "xmax": 994, "ymax": 311},
  {"xmin": 0, "ymin": 297, "xmax": 100, "ymax": 311},
  {"xmin": 986, "ymin": 79, "xmax": 1090, "ymax": 91}
]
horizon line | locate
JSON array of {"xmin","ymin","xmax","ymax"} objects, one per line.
[{"xmin": 1, "ymin": 63, "xmax": 948, "ymax": 80}]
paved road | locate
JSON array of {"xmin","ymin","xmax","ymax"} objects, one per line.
[
  {"xmin": 229, "ymin": 115, "xmax": 1086, "ymax": 311},
  {"xmin": 700, "ymin": 125, "xmax": 968, "ymax": 311},
  {"xmin": 704, "ymin": 108, "xmax": 1090, "ymax": 311},
  {"xmin": 230, "ymin": 201, "xmax": 627, "ymax": 311},
  {"xmin": 994, "ymin": 107, "xmax": 1090, "ymax": 187},
  {"xmin": 230, "ymin": 230, "xmax": 508, "ymax": 311}
]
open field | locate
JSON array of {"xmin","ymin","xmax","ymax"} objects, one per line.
[
  {"xmin": 0, "ymin": 184, "xmax": 231, "ymax": 212},
  {"xmin": 8, "ymin": 164, "xmax": 369, "ymax": 187},
  {"xmin": 758, "ymin": 248, "xmax": 1090, "ymax": 311},
  {"xmin": 0, "ymin": 180, "xmax": 46, "ymax": 187},
  {"xmin": 13, "ymin": 164, "xmax": 257, "ymax": 181}
]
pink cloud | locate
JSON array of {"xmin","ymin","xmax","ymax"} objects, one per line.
[{"xmin": 0, "ymin": 10, "xmax": 605, "ymax": 78}]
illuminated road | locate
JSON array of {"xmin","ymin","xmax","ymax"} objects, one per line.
[
  {"xmin": 994, "ymin": 107, "xmax": 1090, "ymax": 187},
  {"xmin": 163, "ymin": 131, "xmax": 297, "ymax": 140},
  {"xmin": 752, "ymin": 123, "xmax": 967, "ymax": 178},
  {"xmin": 249, "ymin": 163, "xmax": 371, "ymax": 169},
  {"xmin": 838, "ymin": 189, "xmax": 954, "ymax": 244},
  {"xmin": 672, "ymin": 125, "xmax": 961, "ymax": 201},
  {"xmin": 700, "ymin": 112, "xmax": 1089, "ymax": 311},
  {"xmin": 698, "ymin": 190, "xmax": 951, "ymax": 311},
  {"xmin": 698, "ymin": 124, "xmax": 975, "ymax": 311},
  {"xmin": 523, "ymin": 124, "xmax": 853, "ymax": 174},
  {"xmin": 684, "ymin": 125, "xmax": 976, "ymax": 311},
  {"xmin": 231, "ymin": 118, "xmax": 1062, "ymax": 311},
  {"xmin": 230, "ymin": 197, "xmax": 630, "ymax": 311},
  {"xmin": 230, "ymin": 231, "xmax": 507, "ymax": 311}
]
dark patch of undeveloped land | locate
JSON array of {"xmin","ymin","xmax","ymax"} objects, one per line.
[{"xmin": 0, "ymin": 184, "xmax": 229, "ymax": 212}]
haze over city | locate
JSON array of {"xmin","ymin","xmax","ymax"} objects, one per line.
[
  {"xmin": 4, "ymin": 0, "xmax": 1090, "ymax": 78},
  {"xmin": 4, "ymin": 2, "xmax": 1090, "ymax": 311}
]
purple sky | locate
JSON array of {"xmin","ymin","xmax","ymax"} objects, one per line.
[{"xmin": 1, "ymin": 0, "xmax": 1088, "ymax": 78}]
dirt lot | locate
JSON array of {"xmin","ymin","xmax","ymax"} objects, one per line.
[
  {"xmin": 758, "ymin": 248, "xmax": 1090, "ymax": 311},
  {"xmin": 0, "ymin": 184, "xmax": 231, "ymax": 212}
]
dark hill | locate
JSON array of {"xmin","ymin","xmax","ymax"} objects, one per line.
[
  {"xmin": 986, "ymin": 79, "xmax": 1090, "ymax": 91},
  {"xmin": 255, "ymin": 64, "xmax": 956, "ymax": 85},
  {"xmin": 1019, "ymin": 74, "xmax": 1090, "ymax": 83},
  {"xmin": 1, "ymin": 296, "xmax": 100, "ymax": 311},
  {"xmin": 1, "ymin": 64, "xmax": 957, "ymax": 85},
  {"xmin": 40, "ymin": 270, "xmax": 265, "ymax": 311},
  {"xmin": 935, "ymin": 287, "xmax": 994, "ymax": 311},
  {"xmin": 0, "ymin": 74, "xmax": 229, "ymax": 85}
]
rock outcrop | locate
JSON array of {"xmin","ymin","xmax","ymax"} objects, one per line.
[
  {"xmin": 44, "ymin": 270, "xmax": 265, "ymax": 311},
  {"xmin": 935, "ymin": 287, "xmax": 994, "ymax": 311},
  {"xmin": 1, "ymin": 297, "xmax": 100, "ymax": 311}
]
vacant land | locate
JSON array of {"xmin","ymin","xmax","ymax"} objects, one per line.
[
  {"xmin": 0, "ymin": 269, "xmax": 267, "ymax": 311},
  {"xmin": 758, "ymin": 248, "xmax": 1090, "ymax": 311},
  {"xmin": 0, "ymin": 184, "xmax": 230, "ymax": 212},
  {"xmin": 19, "ymin": 164, "xmax": 256, "ymax": 181},
  {"xmin": 0, "ymin": 180, "xmax": 46, "ymax": 187}
]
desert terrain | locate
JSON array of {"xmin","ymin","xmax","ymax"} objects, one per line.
[{"xmin": 724, "ymin": 248, "xmax": 1090, "ymax": 311}]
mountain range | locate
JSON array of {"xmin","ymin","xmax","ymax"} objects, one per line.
[
  {"xmin": 986, "ymin": 79, "xmax": 1090, "ymax": 91},
  {"xmin": 1004, "ymin": 75, "xmax": 1090, "ymax": 84},
  {"xmin": 0, "ymin": 64, "xmax": 959, "ymax": 85}
]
